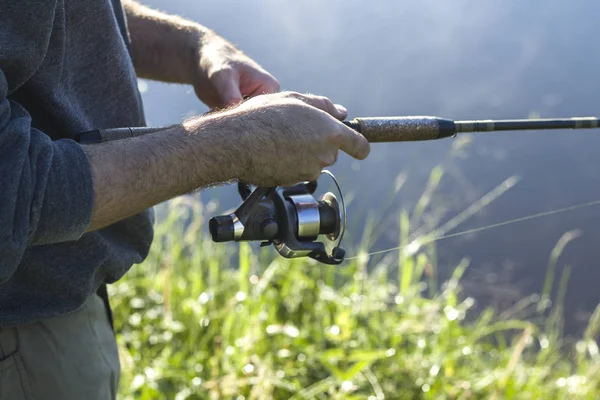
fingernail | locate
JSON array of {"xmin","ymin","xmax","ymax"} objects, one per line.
[{"xmin": 335, "ymin": 104, "xmax": 347, "ymax": 114}]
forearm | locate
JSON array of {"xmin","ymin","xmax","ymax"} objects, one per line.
[
  {"xmin": 84, "ymin": 115, "xmax": 241, "ymax": 231},
  {"xmin": 84, "ymin": 90, "xmax": 370, "ymax": 231},
  {"xmin": 122, "ymin": 0, "xmax": 216, "ymax": 84}
]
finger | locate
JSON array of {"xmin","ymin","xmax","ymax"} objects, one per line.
[
  {"xmin": 307, "ymin": 95, "xmax": 347, "ymax": 120},
  {"xmin": 241, "ymin": 69, "xmax": 280, "ymax": 97},
  {"xmin": 255, "ymin": 73, "xmax": 280, "ymax": 94},
  {"xmin": 284, "ymin": 92, "xmax": 347, "ymax": 120},
  {"xmin": 336, "ymin": 124, "xmax": 371, "ymax": 160},
  {"xmin": 269, "ymin": 77, "xmax": 281, "ymax": 93},
  {"xmin": 210, "ymin": 69, "xmax": 243, "ymax": 107},
  {"xmin": 299, "ymin": 169, "xmax": 323, "ymax": 183},
  {"xmin": 332, "ymin": 104, "xmax": 348, "ymax": 120},
  {"xmin": 318, "ymin": 150, "xmax": 338, "ymax": 169},
  {"xmin": 247, "ymin": 82, "xmax": 279, "ymax": 98}
]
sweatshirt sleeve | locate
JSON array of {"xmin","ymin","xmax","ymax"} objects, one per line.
[{"xmin": 0, "ymin": 0, "xmax": 95, "ymax": 282}]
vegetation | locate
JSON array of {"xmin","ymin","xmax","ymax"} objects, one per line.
[
  {"xmin": 109, "ymin": 197, "xmax": 599, "ymax": 399},
  {"xmin": 110, "ymin": 148, "xmax": 599, "ymax": 398}
]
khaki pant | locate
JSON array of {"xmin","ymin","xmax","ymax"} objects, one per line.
[{"xmin": 0, "ymin": 293, "xmax": 120, "ymax": 400}]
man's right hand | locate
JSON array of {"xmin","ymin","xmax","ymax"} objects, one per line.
[
  {"xmin": 85, "ymin": 91, "xmax": 370, "ymax": 231},
  {"xmin": 205, "ymin": 91, "xmax": 370, "ymax": 187}
]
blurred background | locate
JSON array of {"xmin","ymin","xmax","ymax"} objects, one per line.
[{"xmin": 138, "ymin": 0, "xmax": 600, "ymax": 334}]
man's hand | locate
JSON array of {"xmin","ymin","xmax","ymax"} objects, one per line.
[
  {"xmin": 122, "ymin": 1, "xmax": 279, "ymax": 109},
  {"xmin": 85, "ymin": 92, "xmax": 369, "ymax": 230},
  {"xmin": 193, "ymin": 36, "xmax": 280, "ymax": 109},
  {"xmin": 197, "ymin": 91, "xmax": 370, "ymax": 186}
]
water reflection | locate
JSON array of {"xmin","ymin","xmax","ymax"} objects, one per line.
[{"xmin": 140, "ymin": 0, "xmax": 600, "ymax": 331}]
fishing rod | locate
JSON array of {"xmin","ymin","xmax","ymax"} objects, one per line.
[
  {"xmin": 76, "ymin": 116, "xmax": 600, "ymax": 144},
  {"xmin": 76, "ymin": 115, "xmax": 600, "ymax": 265}
]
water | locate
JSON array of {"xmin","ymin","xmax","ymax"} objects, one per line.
[{"xmin": 139, "ymin": 0, "xmax": 600, "ymax": 331}]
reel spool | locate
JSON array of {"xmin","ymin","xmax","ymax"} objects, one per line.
[{"xmin": 209, "ymin": 171, "xmax": 346, "ymax": 264}]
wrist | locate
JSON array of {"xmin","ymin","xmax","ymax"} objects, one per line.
[
  {"xmin": 191, "ymin": 29, "xmax": 241, "ymax": 87},
  {"xmin": 182, "ymin": 112, "xmax": 249, "ymax": 183},
  {"xmin": 178, "ymin": 24, "xmax": 207, "ymax": 86}
]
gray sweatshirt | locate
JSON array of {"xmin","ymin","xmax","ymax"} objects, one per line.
[{"xmin": 0, "ymin": 0, "xmax": 154, "ymax": 327}]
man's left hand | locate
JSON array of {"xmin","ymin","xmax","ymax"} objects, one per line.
[{"xmin": 193, "ymin": 35, "xmax": 280, "ymax": 109}]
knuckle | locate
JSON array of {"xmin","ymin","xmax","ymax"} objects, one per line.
[
  {"xmin": 270, "ymin": 96, "xmax": 304, "ymax": 110},
  {"xmin": 318, "ymin": 96, "xmax": 334, "ymax": 111},
  {"xmin": 209, "ymin": 66, "xmax": 234, "ymax": 79},
  {"xmin": 283, "ymin": 97, "xmax": 309, "ymax": 110},
  {"xmin": 270, "ymin": 79, "xmax": 281, "ymax": 92},
  {"xmin": 326, "ymin": 128, "xmax": 343, "ymax": 146},
  {"xmin": 282, "ymin": 90, "xmax": 302, "ymax": 99}
]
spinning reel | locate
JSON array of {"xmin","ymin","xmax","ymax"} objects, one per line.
[{"xmin": 208, "ymin": 171, "xmax": 347, "ymax": 264}]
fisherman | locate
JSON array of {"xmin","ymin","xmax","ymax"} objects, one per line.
[{"xmin": 0, "ymin": 1, "xmax": 370, "ymax": 398}]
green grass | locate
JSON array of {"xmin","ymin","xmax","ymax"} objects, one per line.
[{"xmin": 109, "ymin": 193, "xmax": 600, "ymax": 399}]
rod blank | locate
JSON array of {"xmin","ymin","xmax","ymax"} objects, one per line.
[{"xmin": 455, "ymin": 117, "xmax": 600, "ymax": 133}]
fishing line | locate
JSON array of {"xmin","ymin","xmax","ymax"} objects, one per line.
[{"xmin": 345, "ymin": 198, "xmax": 600, "ymax": 260}]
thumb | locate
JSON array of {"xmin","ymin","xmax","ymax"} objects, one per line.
[{"xmin": 211, "ymin": 70, "xmax": 243, "ymax": 107}]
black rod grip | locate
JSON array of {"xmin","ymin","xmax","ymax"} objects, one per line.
[
  {"xmin": 77, "ymin": 126, "xmax": 173, "ymax": 144},
  {"xmin": 343, "ymin": 120, "xmax": 362, "ymax": 132}
]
